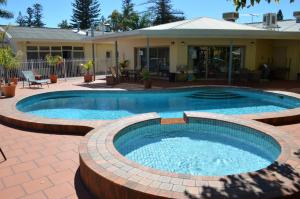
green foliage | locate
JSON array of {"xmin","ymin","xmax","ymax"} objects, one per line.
[
  {"xmin": 32, "ymin": 3, "xmax": 45, "ymax": 27},
  {"xmin": 147, "ymin": 0, "xmax": 185, "ymax": 25},
  {"xmin": 120, "ymin": 60, "xmax": 129, "ymax": 69},
  {"xmin": 58, "ymin": 20, "xmax": 72, "ymax": 29},
  {"xmin": 46, "ymin": 55, "xmax": 63, "ymax": 67},
  {"xmin": 233, "ymin": 0, "xmax": 294, "ymax": 10},
  {"xmin": 81, "ymin": 60, "xmax": 93, "ymax": 74},
  {"xmin": 108, "ymin": 10, "xmax": 122, "ymax": 32},
  {"xmin": 277, "ymin": 9, "xmax": 283, "ymax": 21},
  {"xmin": 141, "ymin": 68, "xmax": 151, "ymax": 80},
  {"xmin": 108, "ymin": 1, "xmax": 152, "ymax": 32},
  {"xmin": 0, "ymin": 0, "xmax": 13, "ymax": 19},
  {"xmin": 71, "ymin": 0, "xmax": 101, "ymax": 29},
  {"xmin": 25, "ymin": 7, "xmax": 34, "ymax": 27},
  {"xmin": 16, "ymin": 12, "xmax": 26, "ymax": 27},
  {"xmin": 20, "ymin": 4, "xmax": 45, "ymax": 27},
  {"xmin": 0, "ymin": 48, "xmax": 19, "ymax": 70}
]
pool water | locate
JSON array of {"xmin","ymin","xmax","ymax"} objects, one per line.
[
  {"xmin": 17, "ymin": 87, "xmax": 300, "ymax": 120},
  {"xmin": 114, "ymin": 120, "xmax": 281, "ymax": 176}
]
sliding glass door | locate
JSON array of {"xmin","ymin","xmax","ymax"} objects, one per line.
[
  {"xmin": 188, "ymin": 46, "xmax": 245, "ymax": 80},
  {"xmin": 135, "ymin": 47, "xmax": 170, "ymax": 75}
]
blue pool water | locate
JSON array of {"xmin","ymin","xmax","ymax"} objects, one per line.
[
  {"xmin": 114, "ymin": 119, "xmax": 281, "ymax": 176},
  {"xmin": 17, "ymin": 87, "xmax": 300, "ymax": 120}
]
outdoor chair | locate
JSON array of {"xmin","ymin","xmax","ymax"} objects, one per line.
[{"xmin": 22, "ymin": 70, "xmax": 49, "ymax": 88}]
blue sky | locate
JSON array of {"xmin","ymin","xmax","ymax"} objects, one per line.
[{"xmin": 0, "ymin": 0, "xmax": 299, "ymax": 27}]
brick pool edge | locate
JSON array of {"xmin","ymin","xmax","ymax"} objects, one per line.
[{"xmin": 79, "ymin": 112, "xmax": 300, "ymax": 199}]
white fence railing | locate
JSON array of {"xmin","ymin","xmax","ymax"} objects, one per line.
[{"xmin": 0, "ymin": 58, "xmax": 114, "ymax": 81}]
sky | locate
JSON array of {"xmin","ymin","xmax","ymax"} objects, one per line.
[{"xmin": 0, "ymin": 0, "xmax": 299, "ymax": 27}]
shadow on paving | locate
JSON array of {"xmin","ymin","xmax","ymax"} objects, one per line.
[
  {"xmin": 184, "ymin": 161, "xmax": 300, "ymax": 199},
  {"xmin": 74, "ymin": 168, "xmax": 98, "ymax": 199}
]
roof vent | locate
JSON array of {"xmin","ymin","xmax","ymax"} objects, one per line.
[
  {"xmin": 293, "ymin": 11, "xmax": 300, "ymax": 23},
  {"xmin": 263, "ymin": 13, "xmax": 278, "ymax": 29},
  {"xmin": 223, "ymin": 12, "xmax": 239, "ymax": 22}
]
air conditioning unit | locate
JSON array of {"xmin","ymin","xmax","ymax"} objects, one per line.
[
  {"xmin": 293, "ymin": 11, "xmax": 300, "ymax": 23},
  {"xmin": 223, "ymin": 12, "xmax": 239, "ymax": 22},
  {"xmin": 263, "ymin": 13, "xmax": 277, "ymax": 29}
]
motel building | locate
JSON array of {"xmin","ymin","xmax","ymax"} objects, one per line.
[{"xmin": 2, "ymin": 11, "xmax": 300, "ymax": 82}]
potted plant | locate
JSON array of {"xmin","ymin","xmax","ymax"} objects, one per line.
[
  {"xmin": 81, "ymin": 60, "xmax": 93, "ymax": 83},
  {"xmin": 141, "ymin": 68, "xmax": 151, "ymax": 89},
  {"xmin": 46, "ymin": 55, "xmax": 63, "ymax": 83},
  {"xmin": 0, "ymin": 47, "xmax": 20, "ymax": 98}
]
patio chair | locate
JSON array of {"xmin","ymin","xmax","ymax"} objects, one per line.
[{"xmin": 22, "ymin": 70, "xmax": 49, "ymax": 88}]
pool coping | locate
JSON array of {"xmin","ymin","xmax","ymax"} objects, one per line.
[
  {"xmin": 79, "ymin": 112, "xmax": 300, "ymax": 199},
  {"xmin": 1, "ymin": 85, "xmax": 300, "ymax": 134}
]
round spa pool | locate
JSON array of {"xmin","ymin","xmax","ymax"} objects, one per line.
[
  {"xmin": 17, "ymin": 87, "xmax": 300, "ymax": 120},
  {"xmin": 114, "ymin": 118, "xmax": 281, "ymax": 176}
]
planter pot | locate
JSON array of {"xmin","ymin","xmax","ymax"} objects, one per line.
[
  {"xmin": 2, "ymin": 84, "xmax": 16, "ymax": 98},
  {"xmin": 84, "ymin": 74, "xmax": 93, "ymax": 83},
  {"xmin": 50, "ymin": 75, "xmax": 58, "ymax": 83},
  {"xmin": 10, "ymin": 77, "xmax": 18, "ymax": 85},
  {"xmin": 106, "ymin": 76, "xmax": 116, "ymax": 85},
  {"xmin": 144, "ymin": 80, "xmax": 152, "ymax": 89}
]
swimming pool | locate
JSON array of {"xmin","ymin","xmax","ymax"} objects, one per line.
[
  {"xmin": 114, "ymin": 118, "xmax": 281, "ymax": 176},
  {"xmin": 17, "ymin": 87, "xmax": 300, "ymax": 120}
]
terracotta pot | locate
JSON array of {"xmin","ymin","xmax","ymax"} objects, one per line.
[
  {"xmin": 2, "ymin": 84, "xmax": 16, "ymax": 98},
  {"xmin": 144, "ymin": 80, "xmax": 152, "ymax": 89},
  {"xmin": 10, "ymin": 77, "xmax": 18, "ymax": 85},
  {"xmin": 106, "ymin": 76, "xmax": 116, "ymax": 85},
  {"xmin": 84, "ymin": 74, "xmax": 93, "ymax": 83},
  {"xmin": 50, "ymin": 75, "xmax": 58, "ymax": 83}
]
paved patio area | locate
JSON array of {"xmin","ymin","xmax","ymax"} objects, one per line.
[{"xmin": 1, "ymin": 77, "xmax": 300, "ymax": 198}]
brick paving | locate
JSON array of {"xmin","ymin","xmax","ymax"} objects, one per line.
[
  {"xmin": 0, "ymin": 123, "xmax": 94, "ymax": 199},
  {"xmin": 0, "ymin": 77, "xmax": 300, "ymax": 198}
]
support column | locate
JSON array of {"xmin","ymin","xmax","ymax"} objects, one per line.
[
  {"xmin": 115, "ymin": 40, "xmax": 119, "ymax": 80},
  {"xmin": 92, "ymin": 43, "xmax": 96, "ymax": 81},
  {"xmin": 146, "ymin": 37, "xmax": 150, "ymax": 70},
  {"xmin": 91, "ymin": 24, "xmax": 96, "ymax": 81},
  {"xmin": 228, "ymin": 42, "xmax": 233, "ymax": 85}
]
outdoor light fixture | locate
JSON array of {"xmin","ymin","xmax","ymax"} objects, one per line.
[
  {"xmin": 181, "ymin": 41, "xmax": 186, "ymax": 46},
  {"xmin": 171, "ymin": 41, "xmax": 175, "ymax": 45}
]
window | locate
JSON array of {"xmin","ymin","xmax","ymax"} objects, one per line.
[
  {"xmin": 26, "ymin": 45, "xmax": 84, "ymax": 61},
  {"xmin": 39, "ymin": 46, "xmax": 50, "ymax": 60},
  {"xmin": 27, "ymin": 46, "xmax": 39, "ymax": 60}
]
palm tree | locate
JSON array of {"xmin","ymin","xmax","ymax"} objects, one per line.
[{"xmin": 0, "ymin": 0, "xmax": 13, "ymax": 19}]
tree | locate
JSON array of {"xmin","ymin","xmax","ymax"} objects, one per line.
[
  {"xmin": 58, "ymin": 20, "xmax": 72, "ymax": 29},
  {"xmin": 25, "ymin": 7, "xmax": 34, "ymax": 27},
  {"xmin": 233, "ymin": 0, "xmax": 294, "ymax": 10},
  {"xmin": 16, "ymin": 12, "xmax": 26, "ymax": 27},
  {"xmin": 120, "ymin": 0, "xmax": 139, "ymax": 31},
  {"xmin": 134, "ymin": 12, "xmax": 152, "ymax": 29},
  {"xmin": 108, "ymin": 10, "xmax": 122, "ymax": 32},
  {"xmin": 147, "ymin": 0, "xmax": 185, "ymax": 25},
  {"xmin": 32, "ymin": 3, "xmax": 45, "ymax": 27},
  {"xmin": 0, "ymin": 0, "xmax": 13, "ymax": 19},
  {"xmin": 277, "ymin": 9, "xmax": 283, "ymax": 21},
  {"xmin": 71, "ymin": 0, "xmax": 101, "ymax": 29}
]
